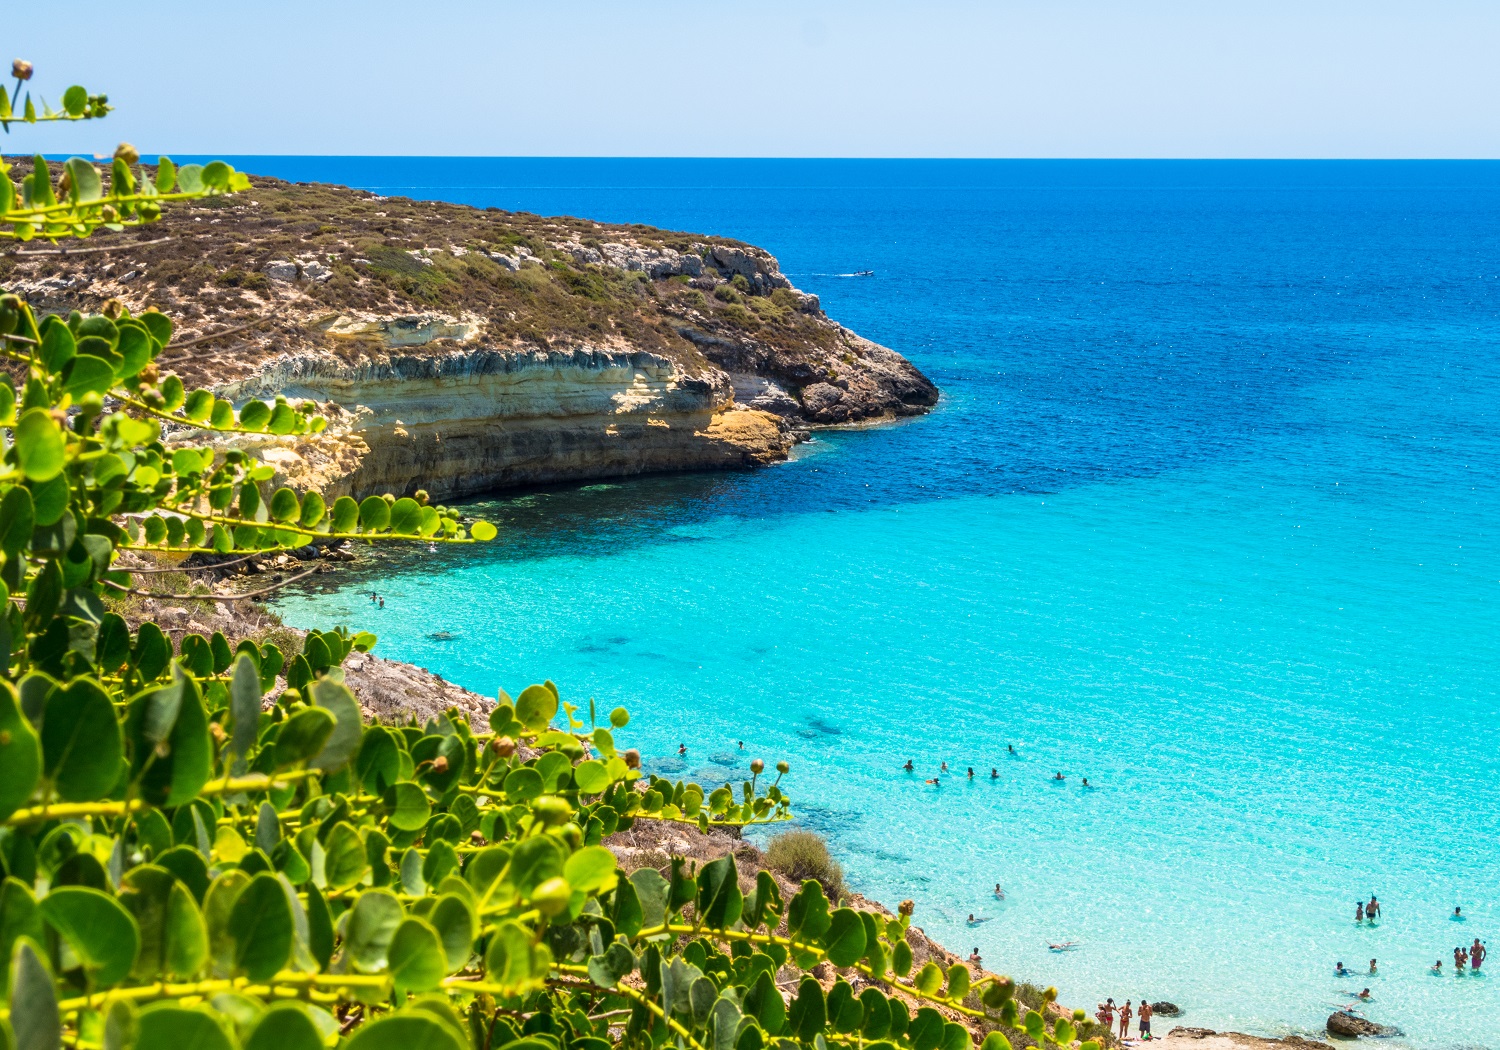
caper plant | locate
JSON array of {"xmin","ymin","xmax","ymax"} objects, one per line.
[{"xmin": 0, "ymin": 59, "xmax": 1094, "ymax": 1050}]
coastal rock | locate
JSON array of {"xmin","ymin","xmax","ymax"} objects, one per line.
[
  {"xmin": 1325, "ymin": 1013, "xmax": 1400, "ymax": 1039},
  {"xmin": 1153, "ymin": 1001, "xmax": 1183, "ymax": 1017},
  {"xmin": 1168, "ymin": 1029, "xmax": 1217, "ymax": 1040},
  {"xmin": 10, "ymin": 169, "xmax": 936, "ymax": 498}
]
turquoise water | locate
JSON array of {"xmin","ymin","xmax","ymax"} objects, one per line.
[{"xmin": 261, "ymin": 160, "xmax": 1500, "ymax": 1046}]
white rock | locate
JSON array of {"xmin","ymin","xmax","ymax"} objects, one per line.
[{"xmin": 264, "ymin": 259, "xmax": 298, "ymax": 281}]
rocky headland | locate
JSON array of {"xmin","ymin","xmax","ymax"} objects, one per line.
[{"xmin": 0, "ymin": 168, "xmax": 937, "ymax": 500}]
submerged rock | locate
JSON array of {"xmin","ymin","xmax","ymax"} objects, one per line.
[
  {"xmin": 1152, "ymin": 1001, "xmax": 1182, "ymax": 1017},
  {"xmin": 1326, "ymin": 1013, "xmax": 1400, "ymax": 1038}
]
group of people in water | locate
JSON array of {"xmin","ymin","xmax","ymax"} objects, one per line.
[
  {"xmin": 902, "ymin": 748, "xmax": 1094, "ymax": 788},
  {"xmin": 366, "ymin": 591, "xmax": 385, "ymax": 609},
  {"xmin": 1333, "ymin": 895, "xmax": 1487, "ymax": 1002},
  {"xmin": 1096, "ymin": 999, "xmax": 1155, "ymax": 1041}
]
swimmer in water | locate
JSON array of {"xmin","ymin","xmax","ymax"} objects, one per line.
[
  {"xmin": 925, "ymin": 778, "xmax": 940, "ymax": 786},
  {"xmin": 1049, "ymin": 941, "xmax": 1078, "ymax": 952},
  {"xmin": 1007, "ymin": 744, "xmax": 1016, "ymax": 754},
  {"xmin": 1369, "ymin": 959, "xmax": 1377, "ymax": 975},
  {"xmin": 994, "ymin": 884, "xmax": 1005, "ymax": 900},
  {"xmin": 969, "ymin": 948, "xmax": 982, "ymax": 966},
  {"xmin": 967, "ymin": 767, "xmax": 975, "ymax": 779},
  {"xmin": 967, "ymin": 914, "xmax": 991, "ymax": 926},
  {"xmin": 990, "ymin": 767, "xmax": 998, "ymax": 779},
  {"xmin": 1366, "ymin": 895, "xmax": 1381, "ymax": 921},
  {"xmin": 1472, "ymin": 939, "xmax": 1486, "ymax": 972},
  {"xmin": 903, "ymin": 760, "xmax": 914, "ymax": 772},
  {"xmin": 678, "ymin": 743, "xmax": 687, "ymax": 755},
  {"xmin": 1454, "ymin": 906, "xmax": 1464, "ymax": 920},
  {"xmin": 1455, "ymin": 946, "xmax": 1467, "ymax": 972},
  {"xmin": 1082, "ymin": 777, "xmax": 1091, "ymax": 788},
  {"xmin": 1355, "ymin": 901, "xmax": 1364, "ymax": 923},
  {"xmin": 941, "ymin": 761, "xmax": 948, "ymax": 772},
  {"xmin": 1053, "ymin": 772, "xmax": 1065, "ymax": 781},
  {"xmin": 1432, "ymin": 960, "xmax": 1443, "ymax": 974},
  {"xmin": 1355, "ymin": 988, "xmax": 1371, "ymax": 1001},
  {"xmin": 1335, "ymin": 961, "xmax": 1351, "ymax": 977}
]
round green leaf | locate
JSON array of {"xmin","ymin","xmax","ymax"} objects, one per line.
[
  {"xmin": 343, "ymin": 1014, "xmax": 466, "ymax": 1050},
  {"xmin": 239, "ymin": 400, "xmax": 271, "ymax": 431},
  {"xmin": 299, "ymin": 491, "xmax": 326, "ymax": 528},
  {"xmin": 389, "ymin": 498, "xmax": 423, "ymax": 535},
  {"xmin": 483, "ymin": 919, "xmax": 549, "ymax": 997},
  {"xmin": 822, "ymin": 908, "xmax": 868, "ymax": 968},
  {"xmin": 244, "ymin": 1003, "xmax": 326, "ymax": 1050},
  {"xmin": 386, "ymin": 781, "xmax": 430, "ymax": 831},
  {"xmin": 38, "ymin": 887, "xmax": 139, "ymax": 988},
  {"xmin": 563, "ymin": 846, "xmax": 619, "ymax": 896},
  {"xmin": 41, "ymin": 678, "xmax": 123, "ymax": 801},
  {"xmin": 515, "ymin": 684, "xmax": 558, "ymax": 732},
  {"xmin": 344, "ymin": 889, "xmax": 404, "ymax": 974},
  {"xmin": 62, "ymin": 354, "xmax": 116, "ymax": 400},
  {"xmin": 135, "ymin": 1004, "xmax": 234, "ymax": 1050},
  {"xmin": 227, "ymin": 872, "xmax": 293, "ymax": 980},
  {"xmin": 471, "ymin": 520, "xmax": 497, "ymax": 541},
  {"xmin": 388, "ymin": 917, "xmax": 446, "ymax": 993},
  {"xmin": 273, "ymin": 707, "xmax": 335, "ymax": 767},
  {"xmin": 573, "ymin": 759, "xmax": 610, "ymax": 795},
  {"xmin": 15, "ymin": 408, "xmax": 66, "ymax": 482},
  {"xmin": 166, "ymin": 881, "xmax": 208, "ymax": 978},
  {"xmin": 358, "ymin": 496, "xmax": 390, "ymax": 531},
  {"xmin": 0, "ymin": 683, "xmax": 40, "ymax": 822},
  {"xmin": 502, "ymin": 766, "xmax": 543, "ymax": 802},
  {"xmin": 269, "ymin": 487, "xmax": 300, "ymax": 523},
  {"xmin": 427, "ymin": 894, "xmax": 477, "ymax": 972},
  {"xmin": 330, "ymin": 495, "xmax": 359, "ymax": 533}
]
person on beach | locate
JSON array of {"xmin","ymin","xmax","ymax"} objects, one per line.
[
  {"xmin": 1335, "ymin": 961, "xmax": 1351, "ymax": 977},
  {"xmin": 1455, "ymin": 946, "xmax": 1467, "ymax": 972},
  {"xmin": 1366, "ymin": 895, "xmax": 1380, "ymax": 920},
  {"xmin": 1471, "ymin": 939, "xmax": 1486, "ymax": 972},
  {"xmin": 903, "ymin": 760, "xmax": 914, "ymax": 772},
  {"xmin": 1138, "ymin": 999, "xmax": 1153, "ymax": 1040},
  {"xmin": 1355, "ymin": 901, "xmax": 1364, "ymax": 923},
  {"xmin": 1097, "ymin": 999, "xmax": 1116, "ymax": 1029},
  {"xmin": 1118, "ymin": 1002, "xmax": 1132, "ymax": 1040},
  {"xmin": 1369, "ymin": 959, "xmax": 1377, "ymax": 975}
]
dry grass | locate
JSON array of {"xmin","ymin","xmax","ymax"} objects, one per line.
[{"xmin": 764, "ymin": 829, "xmax": 845, "ymax": 902}]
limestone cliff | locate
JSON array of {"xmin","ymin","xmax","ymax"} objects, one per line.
[{"xmin": 0, "ymin": 169, "xmax": 938, "ymax": 499}]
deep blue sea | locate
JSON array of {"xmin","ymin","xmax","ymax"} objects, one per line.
[{"xmin": 254, "ymin": 159, "xmax": 1500, "ymax": 1047}]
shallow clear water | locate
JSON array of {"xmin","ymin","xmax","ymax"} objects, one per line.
[{"xmin": 257, "ymin": 159, "xmax": 1500, "ymax": 1047}]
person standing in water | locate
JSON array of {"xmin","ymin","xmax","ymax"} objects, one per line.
[
  {"xmin": 1368, "ymin": 959, "xmax": 1377, "ymax": 975},
  {"xmin": 1472, "ymin": 939, "xmax": 1486, "ymax": 972},
  {"xmin": 1454, "ymin": 906, "xmax": 1464, "ymax": 921},
  {"xmin": 1118, "ymin": 1002, "xmax": 1132, "ymax": 1040},
  {"xmin": 1455, "ymin": 946, "xmax": 1467, "ymax": 972},
  {"xmin": 1355, "ymin": 901, "xmax": 1364, "ymax": 923},
  {"xmin": 1366, "ymin": 895, "xmax": 1381, "ymax": 921}
]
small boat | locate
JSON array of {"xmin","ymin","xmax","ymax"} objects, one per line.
[{"xmin": 850, "ymin": 269, "xmax": 874, "ymax": 276}]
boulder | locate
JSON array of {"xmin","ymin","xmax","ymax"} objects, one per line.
[
  {"xmin": 1326, "ymin": 1012, "xmax": 1399, "ymax": 1039},
  {"xmin": 1168, "ymin": 1029, "xmax": 1216, "ymax": 1039},
  {"xmin": 1152, "ymin": 1002, "xmax": 1182, "ymax": 1017},
  {"xmin": 263, "ymin": 259, "xmax": 298, "ymax": 281},
  {"xmin": 1281, "ymin": 1037, "xmax": 1336, "ymax": 1050}
]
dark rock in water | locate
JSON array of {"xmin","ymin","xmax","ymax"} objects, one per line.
[
  {"xmin": 652, "ymin": 757, "xmax": 686, "ymax": 774},
  {"xmin": 1168, "ymin": 1028, "xmax": 1216, "ymax": 1040},
  {"xmin": 427, "ymin": 631, "xmax": 457, "ymax": 641},
  {"xmin": 797, "ymin": 729, "xmax": 818, "ymax": 739},
  {"xmin": 1152, "ymin": 1002, "xmax": 1182, "ymax": 1017},
  {"xmin": 1326, "ymin": 1013, "xmax": 1400, "ymax": 1039},
  {"xmin": 806, "ymin": 718, "xmax": 842, "ymax": 736},
  {"xmin": 709, "ymin": 754, "xmax": 738, "ymax": 767}
]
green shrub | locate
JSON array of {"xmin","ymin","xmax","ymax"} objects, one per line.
[
  {"xmin": 713, "ymin": 283, "xmax": 740, "ymax": 303},
  {"xmin": 765, "ymin": 828, "xmax": 845, "ymax": 901}
]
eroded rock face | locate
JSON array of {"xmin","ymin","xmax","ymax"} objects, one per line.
[{"xmin": 215, "ymin": 346, "xmax": 792, "ymax": 500}]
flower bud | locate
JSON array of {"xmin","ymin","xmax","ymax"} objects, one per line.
[
  {"xmin": 113, "ymin": 142, "xmax": 139, "ymax": 165},
  {"xmin": 750, "ymin": 759, "xmax": 764, "ymax": 774},
  {"xmin": 470, "ymin": 830, "xmax": 486, "ymax": 846},
  {"xmin": 491, "ymin": 735, "xmax": 515, "ymax": 757},
  {"xmin": 531, "ymin": 876, "xmax": 572, "ymax": 916},
  {"xmin": 898, "ymin": 899, "xmax": 915, "ymax": 917},
  {"xmin": 776, "ymin": 760, "xmax": 790, "ymax": 775},
  {"xmin": 101, "ymin": 298, "xmax": 125, "ymax": 320},
  {"xmin": 622, "ymin": 748, "xmax": 640, "ymax": 769},
  {"xmin": 138, "ymin": 364, "xmax": 159, "ymax": 386},
  {"xmin": 12, "ymin": 60, "xmax": 33, "ymax": 81},
  {"xmin": 209, "ymin": 723, "xmax": 226, "ymax": 743},
  {"xmin": 430, "ymin": 755, "xmax": 449, "ymax": 774}
]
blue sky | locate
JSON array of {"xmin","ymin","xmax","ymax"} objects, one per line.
[{"xmin": 17, "ymin": 0, "xmax": 1500, "ymax": 158}]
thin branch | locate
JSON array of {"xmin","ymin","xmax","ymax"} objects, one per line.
[
  {"xmin": 167, "ymin": 315, "xmax": 273, "ymax": 350},
  {"xmin": 7, "ymin": 235, "xmax": 172, "ymax": 257},
  {"xmin": 101, "ymin": 566, "xmax": 321, "ymax": 601},
  {"xmin": 0, "ymin": 332, "xmax": 38, "ymax": 346},
  {"xmin": 122, "ymin": 550, "xmax": 267, "ymax": 574}
]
